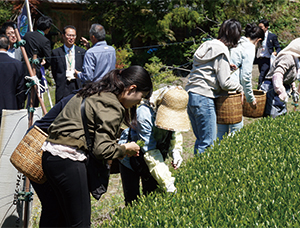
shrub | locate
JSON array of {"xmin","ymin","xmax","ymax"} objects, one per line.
[
  {"xmin": 103, "ymin": 112, "xmax": 300, "ymax": 227},
  {"xmin": 115, "ymin": 44, "xmax": 134, "ymax": 69},
  {"xmin": 144, "ymin": 56, "xmax": 180, "ymax": 90},
  {"xmin": 52, "ymin": 41, "xmax": 63, "ymax": 50}
]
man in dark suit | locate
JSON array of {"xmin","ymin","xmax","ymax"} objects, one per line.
[
  {"xmin": 0, "ymin": 35, "xmax": 26, "ymax": 125},
  {"xmin": 24, "ymin": 16, "xmax": 52, "ymax": 106},
  {"xmin": 51, "ymin": 25, "xmax": 86, "ymax": 103},
  {"xmin": 256, "ymin": 19, "xmax": 281, "ymax": 88}
]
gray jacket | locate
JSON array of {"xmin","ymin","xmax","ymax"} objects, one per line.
[
  {"xmin": 265, "ymin": 54, "xmax": 298, "ymax": 85},
  {"xmin": 186, "ymin": 39, "xmax": 243, "ymax": 98}
]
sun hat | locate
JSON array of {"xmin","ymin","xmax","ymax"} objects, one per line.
[{"xmin": 154, "ymin": 87, "xmax": 190, "ymax": 132}]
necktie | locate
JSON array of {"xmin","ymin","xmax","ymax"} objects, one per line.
[{"xmin": 67, "ymin": 49, "xmax": 73, "ymax": 71}]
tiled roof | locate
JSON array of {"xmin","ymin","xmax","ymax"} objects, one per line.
[{"xmin": 46, "ymin": 0, "xmax": 86, "ymax": 3}]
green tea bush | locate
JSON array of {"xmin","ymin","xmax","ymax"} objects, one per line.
[{"xmin": 103, "ymin": 112, "xmax": 300, "ymax": 227}]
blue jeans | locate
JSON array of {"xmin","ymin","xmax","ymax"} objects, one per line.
[
  {"xmin": 261, "ymin": 80, "xmax": 289, "ymax": 118},
  {"xmin": 217, "ymin": 120, "xmax": 243, "ymax": 141},
  {"xmin": 187, "ymin": 92, "xmax": 217, "ymax": 155}
]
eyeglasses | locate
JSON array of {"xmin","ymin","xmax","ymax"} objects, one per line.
[{"xmin": 65, "ymin": 34, "xmax": 76, "ymax": 38}]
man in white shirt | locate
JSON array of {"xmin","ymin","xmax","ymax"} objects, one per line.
[{"xmin": 256, "ymin": 19, "xmax": 281, "ymax": 88}]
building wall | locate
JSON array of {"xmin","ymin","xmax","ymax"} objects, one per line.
[{"xmin": 46, "ymin": 2, "xmax": 92, "ymax": 45}]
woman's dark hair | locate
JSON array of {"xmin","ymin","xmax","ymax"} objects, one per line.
[
  {"xmin": 245, "ymin": 23, "xmax": 265, "ymax": 42},
  {"xmin": 0, "ymin": 21, "xmax": 15, "ymax": 35},
  {"xmin": 77, "ymin": 65, "xmax": 153, "ymax": 127},
  {"xmin": 217, "ymin": 19, "xmax": 242, "ymax": 48}
]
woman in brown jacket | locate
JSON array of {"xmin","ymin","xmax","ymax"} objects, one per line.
[{"xmin": 41, "ymin": 65, "xmax": 153, "ymax": 227}]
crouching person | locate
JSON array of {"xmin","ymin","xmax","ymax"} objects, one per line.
[
  {"xmin": 261, "ymin": 38, "xmax": 300, "ymax": 118},
  {"xmin": 118, "ymin": 86, "xmax": 190, "ymax": 206}
]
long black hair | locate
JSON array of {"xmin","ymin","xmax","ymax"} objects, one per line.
[
  {"xmin": 77, "ymin": 65, "xmax": 153, "ymax": 127},
  {"xmin": 218, "ymin": 19, "xmax": 242, "ymax": 49}
]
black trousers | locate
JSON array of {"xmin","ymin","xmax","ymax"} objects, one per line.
[
  {"xmin": 42, "ymin": 152, "xmax": 91, "ymax": 227},
  {"xmin": 257, "ymin": 57, "xmax": 271, "ymax": 86},
  {"xmin": 119, "ymin": 161, "xmax": 158, "ymax": 206},
  {"xmin": 31, "ymin": 180, "xmax": 66, "ymax": 227}
]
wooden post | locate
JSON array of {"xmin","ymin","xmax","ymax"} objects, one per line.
[
  {"xmin": 13, "ymin": 25, "xmax": 48, "ymax": 228},
  {"xmin": 13, "ymin": 26, "xmax": 47, "ymax": 115}
]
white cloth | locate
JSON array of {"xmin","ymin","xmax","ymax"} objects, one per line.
[
  {"xmin": 42, "ymin": 141, "xmax": 87, "ymax": 161},
  {"xmin": 172, "ymin": 149, "xmax": 183, "ymax": 168},
  {"xmin": 25, "ymin": 75, "xmax": 45, "ymax": 97},
  {"xmin": 143, "ymin": 149, "xmax": 175, "ymax": 190}
]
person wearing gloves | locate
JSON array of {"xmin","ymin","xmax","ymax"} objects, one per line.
[
  {"xmin": 118, "ymin": 86, "xmax": 190, "ymax": 205},
  {"xmin": 185, "ymin": 19, "xmax": 244, "ymax": 155},
  {"xmin": 261, "ymin": 38, "xmax": 300, "ymax": 118},
  {"xmin": 41, "ymin": 66, "xmax": 153, "ymax": 227},
  {"xmin": 217, "ymin": 24, "xmax": 265, "ymax": 140}
]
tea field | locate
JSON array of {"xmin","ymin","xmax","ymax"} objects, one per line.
[{"xmin": 103, "ymin": 112, "xmax": 300, "ymax": 227}]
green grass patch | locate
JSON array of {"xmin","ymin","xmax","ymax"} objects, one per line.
[{"xmin": 103, "ymin": 112, "xmax": 300, "ymax": 227}]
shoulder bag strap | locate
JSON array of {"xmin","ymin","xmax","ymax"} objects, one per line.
[{"xmin": 80, "ymin": 98, "xmax": 92, "ymax": 153}]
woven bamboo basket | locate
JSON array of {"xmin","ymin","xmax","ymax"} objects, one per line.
[
  {"xmin": 10, "ymin": 126, "xmax": 47, "ymax": 184},
  {"xmin": 215, "ymin": 93, "xmax": 243, "ymax": 124},
  {"xmin": 243, "ymin": 90, "xmax": 266, "ymax": 118}
]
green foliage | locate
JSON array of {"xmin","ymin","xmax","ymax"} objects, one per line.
[
  {"xmin": 53, "ymin": 41, "xmax": 63, "ymax": 50},
  {"xmin": 103, "ymin": 112, "xmax": 300, "ymax": 227},
  {"xmin": 0, "ymin": 1, "xmax": 14, "ymax": 25},
  {"xmin": 144, "ymin": 56, "xmax": 179, "ymax": 90},
  {"xmin": 136, "ymin": 140, "xmax": 145, "ymax": 148},
  {"xmin": 115, "ymin": 44, "xmax": 134, "ymax": 69}
]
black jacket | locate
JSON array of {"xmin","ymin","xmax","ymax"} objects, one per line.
[
  {"xmin": 24, "ymin": 31, "xmax": 51, "ymax": 77},
  {"xmin": 0, "ymin": 53, "xmax": 26, "ymax": 122},
  {"xmin": 266, "ymin": 32, "xmax": 281, "ymax": 55},
  {"xmin": 51, "ymin": 45, "xmax": 86, "ymax": 103}
]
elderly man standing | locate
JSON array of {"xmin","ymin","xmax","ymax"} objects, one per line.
[
  {"xmin": 75, "ymin": 24, "xmax": 116, "ymax": 83},
  {"xmin": 51, "ymin": 25, "xmax": 85, "ymax": 103},
  {"xmin": 0, "ymin": 35, "xmax": 26, "ymax": 125},
  {"xmin": 0, "ymin": 21, "xmax": 22, "ymax": 61}
]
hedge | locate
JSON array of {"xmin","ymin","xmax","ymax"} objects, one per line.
[{"xmin": 103, "ymin": 112, "xmax": 300, "ymax": 227}]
